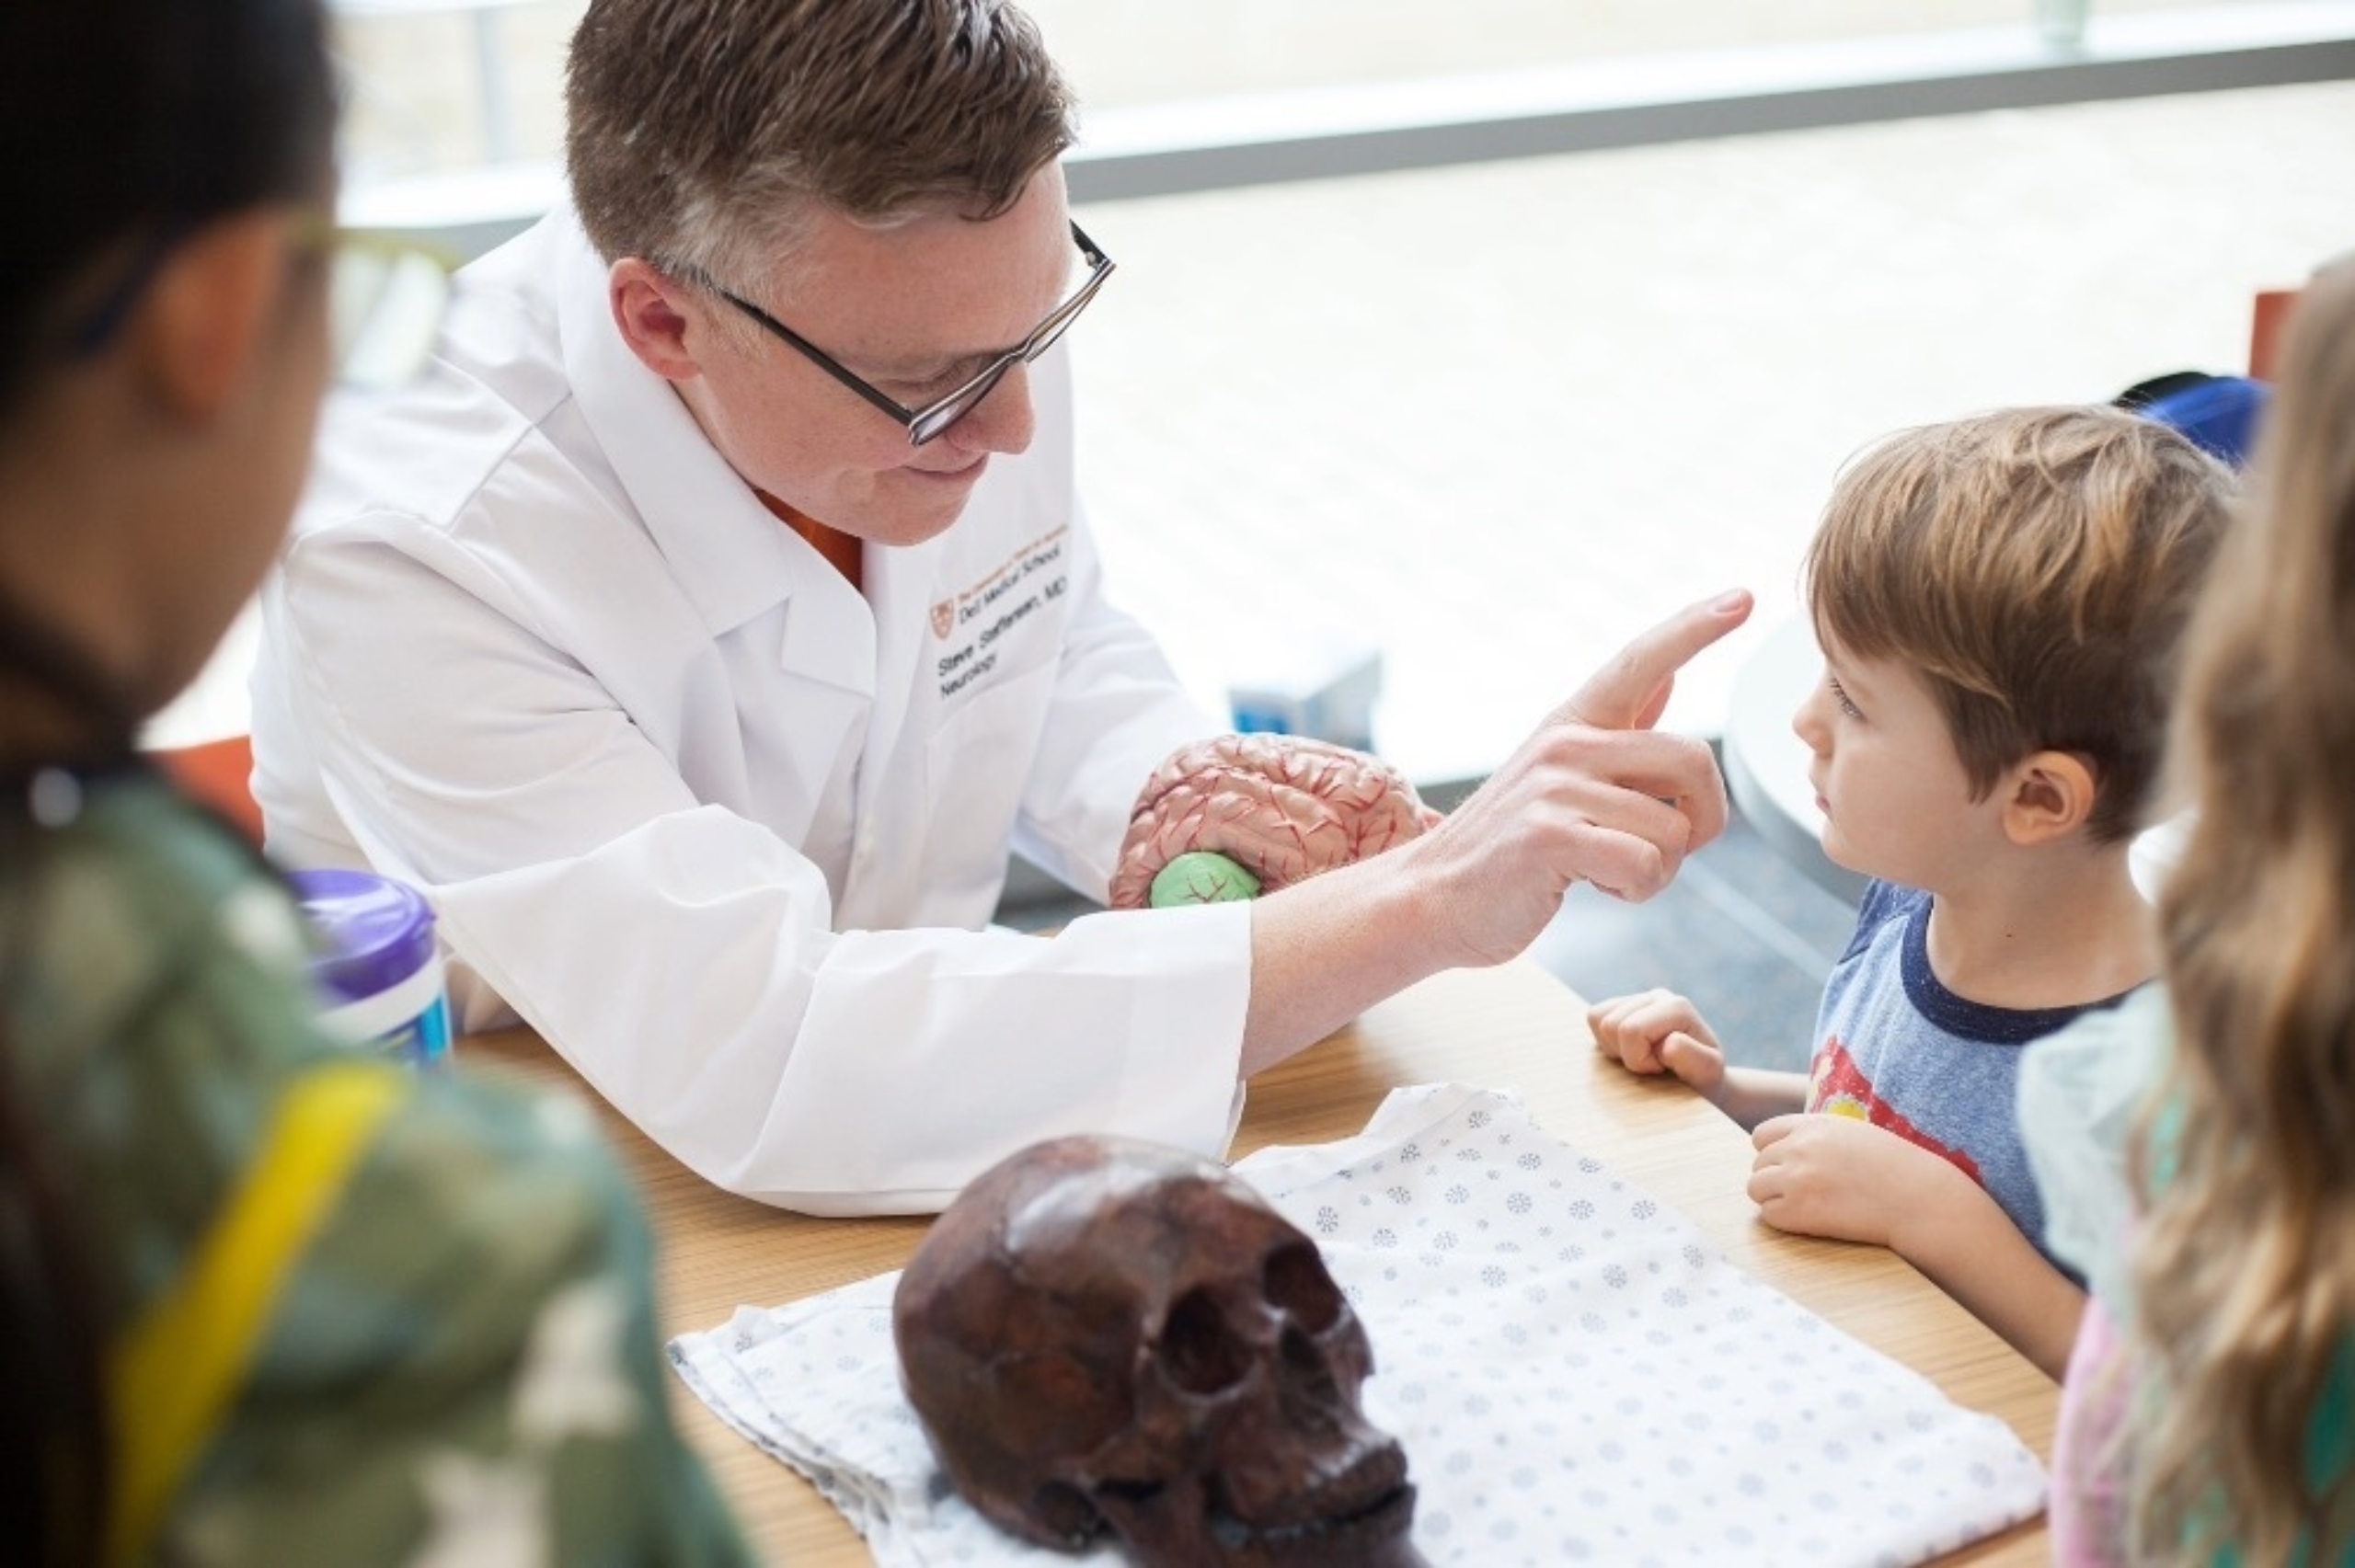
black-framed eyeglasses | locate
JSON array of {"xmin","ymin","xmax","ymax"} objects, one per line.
[{"xmin": 702, "ymin": 220, "xmax": 1113, "ymax": 446}]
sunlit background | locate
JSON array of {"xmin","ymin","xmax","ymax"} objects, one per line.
[
  {"xmin": 317, "ymin": 1, "xmax": 2352, "ymax": 785},
  {"xmin": 332, "ymin": 0, "xmax": 2289, "ymax": 178}
]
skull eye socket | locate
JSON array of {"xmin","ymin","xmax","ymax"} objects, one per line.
[
  {"xmin": 1159, "ymin": 1286, "xmax": 1250, "ymax": 1394},
  {"xmin": 1264, "ymin": 1242, "xmax": 1343, "ymax": 1332}
]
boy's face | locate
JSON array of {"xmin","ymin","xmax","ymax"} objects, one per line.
[{"xmin": 1789, "ymin": 636, "xmax": 1995, "ymax": 888}]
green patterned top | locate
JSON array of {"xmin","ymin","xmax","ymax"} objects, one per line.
[{"xmin": 6, "ymin": 763, "xmax": 754, "ymax": 1566}]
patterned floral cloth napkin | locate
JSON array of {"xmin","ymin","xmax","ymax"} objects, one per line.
[{"xmin": 669, "ymin": 1083, "xmax": 2047, "ymax": 1566}]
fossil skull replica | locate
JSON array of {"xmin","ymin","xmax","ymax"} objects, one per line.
[{"xmin": 893, "ymin": 1135, "xmax": 1425, "ymax": 1566}]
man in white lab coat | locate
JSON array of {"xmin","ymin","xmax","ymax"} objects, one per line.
[{"xmin": 251, "ymin": 0, "xmax": 1750, "ymax": 1214}]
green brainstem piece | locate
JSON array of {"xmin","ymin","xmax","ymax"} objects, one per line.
[{"xmin": 1148, "ymin": 851, "xmax": 1262, "ymax": 907}]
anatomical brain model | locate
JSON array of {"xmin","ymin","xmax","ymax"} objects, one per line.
[
  {"xmin": 892, "ymin": 1135, "xmax": 1427, "ymax": 1566},
  {"xmin": 1109, "ymin": 734, "xmax": 1439, "ymax": 910}
]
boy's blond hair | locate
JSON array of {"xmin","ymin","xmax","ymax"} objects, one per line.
[{"xmin": 1802, "ymin": 406, "xmax": 2233, "ymax": 843}]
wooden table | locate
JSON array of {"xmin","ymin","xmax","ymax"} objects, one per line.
[{"xmin": 466, "ymin": 958, "xmax": 2054, "ymax": 1564}]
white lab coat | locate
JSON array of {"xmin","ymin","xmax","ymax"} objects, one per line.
[{"xmin": 250, "ymin": 210, "xmax": 1249, "ymax": 1215}]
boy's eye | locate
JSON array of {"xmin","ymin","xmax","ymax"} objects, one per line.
[{"xmin": 1827, "ymin": 674, "xmax": 1863, "ymax": 720}]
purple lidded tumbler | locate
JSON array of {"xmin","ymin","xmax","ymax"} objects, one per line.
[{"xmin": 286, "ymin": 868, "xmax": 453, "ymax": 1069}]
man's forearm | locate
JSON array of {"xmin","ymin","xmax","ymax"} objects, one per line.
[{"xmin": 1239, "ymin": 853, "xmax": 1447, "ymax": 1076}]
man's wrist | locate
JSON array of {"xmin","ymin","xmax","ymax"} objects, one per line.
[
  {"xmin": 1304, "ymin": 848, "xmax": 1445, "ymax": 981},
  {"xmin": 1241, "ymin": 848, "xmax": 1448, "ymax": 1073}
]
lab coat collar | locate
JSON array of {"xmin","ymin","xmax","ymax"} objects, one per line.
[
  {"xmin": 555, "ymin": 211, "xmax": 800, "ymax": 642},
  {"xmin": 859, "ymin": 526, "xmax": 941, "ymax": 771}
]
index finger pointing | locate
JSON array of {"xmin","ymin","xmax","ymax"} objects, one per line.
[{"xmin": 1567, "ymin": 588, "xmax": 1754, "ymax": 731}]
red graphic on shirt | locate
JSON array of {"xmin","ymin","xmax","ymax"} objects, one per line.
[{"xmin": 1807, "ymin": 1036, "xmax": 1983, "ymax": 1185}]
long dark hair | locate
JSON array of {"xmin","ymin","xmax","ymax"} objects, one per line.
[
  {"xmin": 0, "ymin": 0, "xmax": 338, "ymax": 421},
  {"xmin": 0, "ymin": 3, "xmax": 335, "ymax": 1561}
]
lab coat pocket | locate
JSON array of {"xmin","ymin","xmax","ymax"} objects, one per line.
[{"xmin": 921, "ymin": 658, "xmax": 1058, "ymax": 915}]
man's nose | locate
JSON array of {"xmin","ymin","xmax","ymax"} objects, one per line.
[{"xmin": 944, "ymin": 362, "xmax": 1036, "ymax": 457}]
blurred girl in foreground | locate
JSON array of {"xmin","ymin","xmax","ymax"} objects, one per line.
[
  {"xmin": 0, "ymin": 2, "xmax": 750, "ymax": 1561},
  {"xmin": 2029, "ymin": 259, "xmax": 2355, "ymax": 1566}
]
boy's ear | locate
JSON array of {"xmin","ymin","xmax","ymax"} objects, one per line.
[
  {"xmin": 1999, "ymin": 750, "xmax": 2099, "ymax": 846},
  {"xmin": 132, "ymin": 212, "xmax": 291, "ymax": 423}
]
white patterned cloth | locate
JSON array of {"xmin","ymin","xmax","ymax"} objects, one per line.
[{"xmin": 669, "ymin": 1084, "xmax": 2047, "ymax": 1566}]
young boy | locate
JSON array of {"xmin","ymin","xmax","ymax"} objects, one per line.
[{"xmin": 1587, "ymin": 406, "xmax": 2232, "ymax": 1379}]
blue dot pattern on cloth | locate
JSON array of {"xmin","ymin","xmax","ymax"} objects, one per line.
[{"xmin": 667, "ymin": 1084, "xmax": 2049, "ymax": 1568}]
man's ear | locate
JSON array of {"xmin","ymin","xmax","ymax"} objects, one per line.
[
  {"xmin": 610, "ymin": 258, "xmax": 706, "ymax": 383},
  {"xmin": 1999, "ymin": 750, "xmax": 2099, "ymax": 846},
  {"xmin": 132, "ymin": 212, "xmax": 289, "ymax": 423}
]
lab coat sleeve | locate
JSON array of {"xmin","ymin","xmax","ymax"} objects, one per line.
[
  {"xmin": 268, "ymin": 524, "xmax": 1249, "ymax": 1216},
  {"xmin": 1005, "ymin": 494, "xmax": 1229, "ymax": 899}
]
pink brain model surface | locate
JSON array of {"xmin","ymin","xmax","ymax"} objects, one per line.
[{"xmin": 1109, "ymin": 735, "xmax": 1438, "ymax": 910}]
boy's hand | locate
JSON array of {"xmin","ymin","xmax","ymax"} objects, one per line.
[
  {"xmin": 1747, "ymin": 1114, "xmax": 1971, "ymax": 1246},
  {"xmin": 1752, "ymin": 1113, "xmax": 2087, "ymax": 1377},
  {"xmin": 1586, "ymin": 988, "xmax": 1729, "ymax": 1099}
]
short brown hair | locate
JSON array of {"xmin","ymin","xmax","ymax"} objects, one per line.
[
  {"xmin": 1802, "ymin": 406, "xmax": 2233, "ymax": 843},
  {"xmin": 565, "ymin": 0, "xmax": 1075, "ymax": 287}
]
